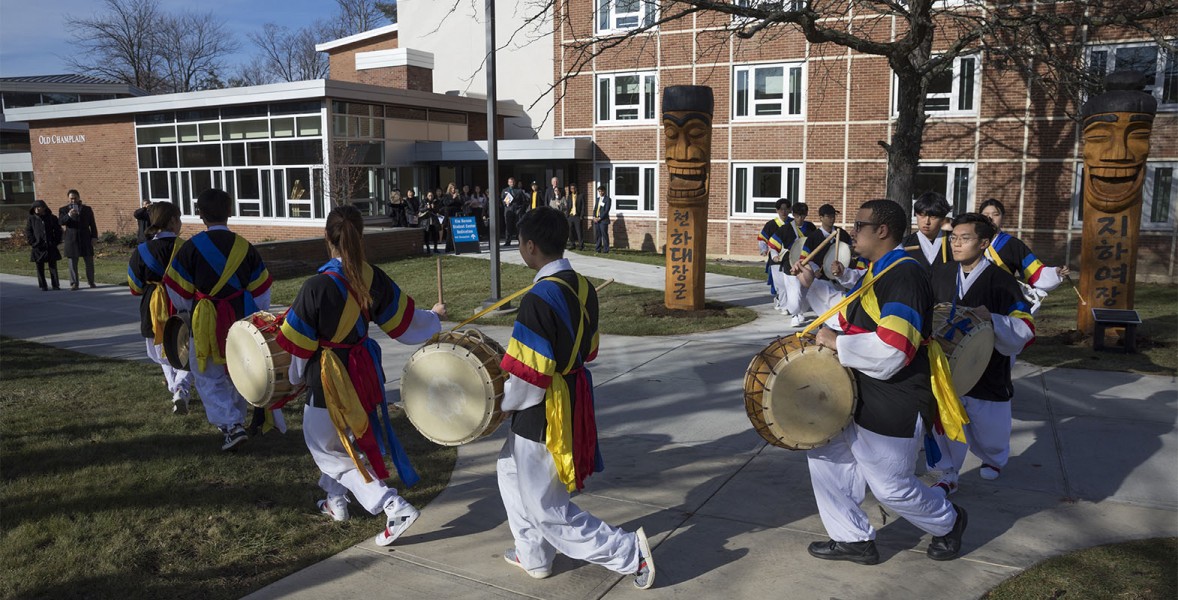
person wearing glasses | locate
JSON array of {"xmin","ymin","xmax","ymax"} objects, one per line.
[
  {"xmin": 805, "ymin": 199, "xmax": 967, "ymax": 566},
  {"xmin": 926, "ymin": 213, "xmax": 1036, "ymax": 494}
]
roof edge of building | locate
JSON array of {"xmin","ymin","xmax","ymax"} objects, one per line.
[{"xmin": 315, "ymin": 23, "xmax": 399, "ymax": 53}]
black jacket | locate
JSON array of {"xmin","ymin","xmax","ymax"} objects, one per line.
[
  {"xmin": 26, "ymin": 201, "xmax": 62, "ymax": 263},
  {"xmin": 502, "ymin": 186, "xmax": 528, "ymax": 215},
  {"xmin": 592, "ymin": 194, "xmax": 612, "ymax": 223},
  {"xmin": 59, "ymin": 202, "xmax": 98, "ymax": 258}
]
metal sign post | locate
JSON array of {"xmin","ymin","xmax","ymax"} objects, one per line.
[{"xmin": 484, "ymin": 0, "xmax": 503, "ymax": 305}]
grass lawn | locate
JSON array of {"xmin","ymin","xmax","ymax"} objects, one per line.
[
  {"xmin": 982, "ymin": 537, "xmax": 1177, "ymax": 600},
  {"xmin": 0, "ymin": 242, "xmax": 757, "ymax": 336},
  {"xmin": 569, "ymin": 247, "xmax": 770, "ymax": 281},
  {"xmin": 0, "ymin": 337, "xmax": 456, "ymax": 600},
  {"xmin": 1020, "ymin": 283, "xmax": 1177, "ymax": 375}
]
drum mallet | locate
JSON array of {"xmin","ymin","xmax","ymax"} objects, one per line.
[
  {"xmin": 1065, "ymin": 274, "xmax": 1087, "ymax": 306},
  {"xmin": 791, "ymin": 232, "xmax": 837, "ymax": 274},
  {"xmin": 436, "ymin": 256, "xmax": 444, "ymax": 305},
  {"xmin": 594, "ymin": 278, "xmax": 615, "ymax": 293}
]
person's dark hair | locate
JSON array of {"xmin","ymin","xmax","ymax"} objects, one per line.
[
  {"xmin": 913, "ymin": 191, "xmax": 951, "ymax": 217},
  {"xmin": 196, "ymin": 188, "xmax": 232, "ymax": 222},
  {"xmin": 146, "ymin": 201, "xmax": 182, "ymax": 237},
  {"xmin": 518, "ymin": 206, "xmax": 568, "ymax": 256},
  {"xmin": 791, "ymin": 202, "xmax": 808, "ymax": 217},
  {"xmin": 951, "ymin": 212, "xmax": 997, "ymax": 241},
  {"xmin": 596, "ymin": 185, "xmax": 606, "ymax": 192},
  {"xmin": 775, "ymin": 198, "xmax": 790, "ymax": 211},
  {"xmin": 860, "ymin": 199, "xmax": 908, "ymax": 244},
  {"xmin": 325, "ymin": 205, "xmax": 371, "ymax": 313},
  {"xmin": 978, "ymin": 197, "xmax": 1006, "ymax": 216},
  {"xmin": 67, "ymin": 189, "xmax": 79, "ymax": 198}
]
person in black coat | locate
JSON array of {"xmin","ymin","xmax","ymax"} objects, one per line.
[
  {"xmin": 133, "ymin": 199, "xmax": 152, "ymax": 243},
  {"xmin": 25, "ymin": 200, "xmax": 62, "ymax": 291},
  {"xmin": 592, "ymin": 185, "xmax": 612, "ymax": 253},
  {"xmin": 500, "ymin": 177, "xmax": 528, "ymax": 247},
  {"xmin": 388, "ymin": 189, "xmax": 407, "ymax": 228},
  {"xmin": 59, "ymin": 189, "xmax": 99, "ymax": 290}
]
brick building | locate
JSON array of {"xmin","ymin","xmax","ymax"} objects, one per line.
[{"xmin": 548, "ymin": 2, "xmax": 1176, "ymax": 281}]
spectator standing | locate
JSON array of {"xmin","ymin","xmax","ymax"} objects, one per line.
[
  {"xmin": 133, "ymin": 199, "xmax": 152, "ymax": 243},
  {"xmin": 565, "ymin": 183, "xmax": 584, "ymax": 250},
  {"xmin": 543, "ymin": 177, "xmax": 563, "ymax": 210},
  {"xmin": 593, "ymin": 185, "xmax": 612, "ymax": 253},
  {"xmin": 420, "ymin": 191, "xmax": 441, "ymax": 254},
  {"xmin": 388, "ymin": 189, "xmax": 407, "ymax": 228},
  {"xmin": 25, "ymin": 200, "xmax": 62, "ymax": 291},
  {"xmin": 59, "ymin": 189, "xmax": 98, "ymax": 290},
  {"xmin": 404, "ymin": 189, "xmax": 421, "ymax": 228},
  {"xmin": 501, "ymin": 177, "xmax": 527, "ymax": 247},
  {"xmin": 470, "ymin": 185, "xmax": 489, "ymax": 239}
]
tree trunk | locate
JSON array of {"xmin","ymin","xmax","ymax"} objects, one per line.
[{"xmin": 885, "ymin": 67, "xmax": 927, "ymax": 216}]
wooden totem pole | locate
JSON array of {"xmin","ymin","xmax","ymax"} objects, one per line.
[
  {"xmin": 662, "ymin": 86, "xmax": 713, "ymax": 311},
  {"xmin": 1077, "ymin": 71, "xmax": 1157, "ymax": 333}
]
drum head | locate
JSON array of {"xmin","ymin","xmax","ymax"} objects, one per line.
[
  {"xmin": 946, "ymin": 322, "xmax": 995, "ymax": 397},
  {"xmin": 789, "ymin": 237, "xmax": 808, "ymax": 265},
  {"xmin": 402, "ymin": 337, "xmax": 500, "ymax": 446},
  {"xmin": 226, "ymin": 320, "xmax": 276, "ymax": 408},
  {"xmin": 822, "ymin": 240, "xmax": 852, "ymax": 280},
  {"xmin": 162, "ymin": 313, "xmax": 190, "ymax": 371},
  {"xmin": 761, "ymin": 345, "xmax": 856, "ymax": 449}
]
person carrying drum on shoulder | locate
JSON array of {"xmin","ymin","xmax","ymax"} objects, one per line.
[
  {"xmin": 128, "ymin": 202, "xmax": 194, "ymax": 415},
  {"xmin": 767, "ymin": 202, "xmax": 816, "ymax": 327},
  {"xmin": 927, "ymin": 213, "xmax": 1036, "ymax": 493},
  {"xmin": 903, "ymin": 192, "xmax": 957, "ymax": 273},
  {"xmin": 807, "ymin": 199, "xmax": 967, "ymax": 565},
  {"xmin": 276, "ymin": 205, "xmax": 446, "ymax": 545},
  {"xmin": 757, "ymin": 199, "xmax": 791, "ymax": 306},
  {"xmin": 163, "ymin": 189, "xmax": 274, "ymax": 451},
  {"xmin": 978, "ymin": 198, "xmax": 1069, "ymax": 312},
  {"xmin": 794, "ymin": 203, "xmax": 856, "ymax": 331},
  {"xmin": 496, "ymin": 207, "xmax": 656, "ymax": 590}
]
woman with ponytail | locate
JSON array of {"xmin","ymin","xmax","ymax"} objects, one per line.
[
  {"xmin": 276, "ymin": 204, "xmax": 447, "ymax": 546},
  {"xmin": 127, "ymin": 201, "xmax": 194, "ymax": 414}
]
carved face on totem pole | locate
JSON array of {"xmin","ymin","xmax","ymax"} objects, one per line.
[
  {"xmin": 1080, "ymin": 71, "xmax": 1157, "ymax": 213},
  {"xmin": 662, "ymin": 86, "xmax": 714, "ymax": 208}
]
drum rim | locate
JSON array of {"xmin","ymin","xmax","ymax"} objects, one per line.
[
  {"xmin": 401, "ymin": 335, "xmax": 503, "ymax": 446},
  {"xmin": 821, "ymin": 240, "xmax": 852, "ymax": 280},
  {"xmin": 226, "ymin": 318, "xmax": 279, "ymax": 407},
  {"xmin": 162, "ymin": 313, "xmax": 190, "ymax": 371}
]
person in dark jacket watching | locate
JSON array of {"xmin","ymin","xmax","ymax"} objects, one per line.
[
  {"xmin": 26, "ymin": 199, "xmax": 62, "ymax": 291},
  {"xmin": 133, "ymin": 199, "xmax": 152, "ymax": 243},
  {"xmin": 59, "ymin": 189, "xmax": 99, "ymax": 290}
]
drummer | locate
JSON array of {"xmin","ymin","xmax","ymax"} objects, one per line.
[
  {"xmin": 903, "ymin": 192, "xmax": 956, "ymax": 273},
  {"xmin": 163, "ymin": 189, "xmax": 274, "ymax": 451},
  {"xmin": 927, "ymin": 213, "xmax": 1036, "ymax": 493},
  {"xmin": 978, "ymin": 198, "xmax": 1069, "ymax": 311},
  {"xmin": 126, "ymin": 201, "xmax": 193, "ymax": 414},
  {"xmin": 757, "ymin": 199, "xmax": 791, "ymax": 305},
  {"xmin": 496, "ymin": 206, "xmax": 656, "ymax": 589},
  {"xmin": 793, "ymin": 203, "xmax": 853, "ymax": 329},
  {"xmin": 275, "ymin": 205, "xmax": 446, "ymax": 545},
  {"xmin": 808, "ymin": 199, "xmax": 967, "ymax": 565},
  {"xmin": 767, "ymin": 202, "xmax": 816, "ymax": 327}
]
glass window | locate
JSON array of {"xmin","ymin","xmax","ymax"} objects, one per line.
[
  {"xmin": 734, "ymin": 63, "xmax": 804, "ymax": 119},
  {"xmin": 273, "ymin": 140, "xmax": 323, "ymax": 165},
  {"xmin": 138, "ymin": 147, "xmax": 157, "ymax": 169},
  {"xmin": 297, "ymin": 116, "xmax": 321, "ymax": 136},
  {"xmin": 913, "ymin": 163, "xmax": 974, "ymax": 215},
  {"xmin": 598, "ymin": 163, "xmax": 657, "ymax": 214},
  {"xmin": 178, "ymin": 124, "xmax": 199, "ymax": 143},
  {"xmin": 149, "ymin": 171, "xmax": 170, "ymax": 199},
  {"xmin": 199, "ymin": 123, "xmax": 221, "ymax": 142},
  {"xmin": 248, "ymin": 142, "xmax": 271, "ymax": 166},
  {"xmin": 596, "ymin": 0, "xmax": 656, "ymax": 32},
  {"xmin": 272, "ymin": 118, "xmax": 295, "ymax": 138},
  {"xmin": 1088, "ymin": 42, "xmax": 1177, "ymax": 108},
  {"xmin": 2, "ymin": 92, "xmax": 41, "ymax": 109},
  {"xmin": 221, "ymin": 104, "xmax": 268, "ymax": 119},
  {"xmin": 136, "ymin": 112, "xmax": 175, "ymax": 125},
  {"xmin": 157, "ymin": 146, "xmax": 178, "ymax": 169},
  {"xmin": 894, "ymin": 54, "xmax": 981, "ymax": 116},
  {"xmin": 137, "ymin": 126, "xmax": 177, "ymax": 145},
  {"xmin": 176, "ymin": 108, "xmax": 219, "ymax": 122},
  {"xmin": 271, "ymin": 100, "xmax": 322, "ymax": 115},
  {"xmin": 223, "ymin": 143, "xmax": 246, "ymax": 167},
  {"xmin": 596, "ymin": 72, "xmax": 657, "ymax": 123},
  {"xmin": 223, "ymin": 120, "xmax": 269, "ymax": 140},
  {"xmin": 731, "ymin": 163, "xmax": 803, "ymax": 217}
]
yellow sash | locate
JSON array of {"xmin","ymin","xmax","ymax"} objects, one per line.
[
  {"xmin": 149, "ymin": 238, "xmax": 185, "ymax": 346},
  {"xmin": 540, "ymin": 274, "xmax": 590, "ymax": 492},
  {"xmin": 192, "ymin": 235, "xmax": 249, "ymax": 372}
]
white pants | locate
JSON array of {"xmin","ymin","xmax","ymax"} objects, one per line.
[
  {"xmin": 770, "ymin": 267, "xmax": 786, "ymax": 302},
  {"xmin": 807, "ymin": 417, "xmax": 956, "ymax": 542},
  {"xmin": 932, "ymin": 396, "xmax": 1012, "ymax": 482},
  {"xmin": 189, "ymin": 338, "xmax": 248, "ymax": 429},
  {"xmin": 496, "ymin": 431, "xmax": 639, "ymax": 574},
  {"xmin": 782, "ymin": 274, "xmax": 811, "ymax": 316},
  {"xmin": 144, "ymin": 339, "xmax": 193, "ymax": 398},
  {"xmin": 303, "ymin": 404, "xmax": 409, "ymax": 515},
  {"xmin": 806, "ymin": 280, "xmax": 846, "ymax": 329}
]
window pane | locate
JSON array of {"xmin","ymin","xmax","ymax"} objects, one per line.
[
  {"xmin": 273, "ymin": 140, "xmax": 323, "ymax": 165},
  {"xmin": 149, "ymin": 171, "xmax": 170, "ymax": 199},
  {"xmin": 926, "ymin": 97, "xmax": 951, "ymax": 111},
  {"xmin": 615, "ymin": 167, "xmax": 640, "ymax": 195},
  {"xmin": 248, "ymin": 142, "xmax": 271, "ymax": 166},
  {"xmin": 137, "ymin": 126, "xmax": 176, "ymax": 145},
  {"xmin": 1151, "ymin": 167, "xmax": 1173, "ymax": 223},
  {"xmin": 158, "ymin": 146, "xmax": 178, "ymax": 169},
  {"xmin": 736, "ymin": 70, "xmax": 749, "ymax": 117},
  {"xmin": 787, "ymin": 168, "xmax": 800, "ymax": 204},
  {"xmin": 272, "ymin": 117, "xmax": 295, "ymax": 138},
  {"xmin": 755, "ymin": 67, "xmax": 784, "ymax": 100},
  {"xmin": 598, "ymin": 0, "xmax": 609, "ymax": 30},
  {"xmin": 177, "ymin": 124, "xmax": 198, "ymax": 143},
  {"xmin": 952, "ymin": 167, "xmax": 970, "ymax": 215},
  {"xmin": 644, "ymin": 75, "xmax": 656, "ymax": 120},
  {"xmin": 958, "ymin": 58, "xmax": 975, "ymax": 111},
  {"xmin": 223, "ymin": 143, "xmax": 246, "ymax": 167},
  {"xmin": 179, "ymin": 144, "xmax": 222, "ymax": 168},
  {"xmin": 200, "ymin": 123, "xmax": 221, "ymax": 142},
  {"xmin": 614, "ymin": 75, "xmax": 640, "ymax": 118},
  {"xmin": 914, "ymin": 166, "xmax": 949, "ymax": 201},
  {"xmin": 643, "ymin": 167, "xmax": 655, "ymax": 211},
  {"xmin": 297, "ymin": 116, "xmax": 322, "ymax": 136},
  {"xmin": 191, "ymin": 170, "xmax": 212, "ymax": 201},
  {"xmin": 1163, "ymin": 50, "xmax": 1177, "ymax": 104},
  {"xmin": 752, "ymin": 166, "xmax": 782, "ymax": 198},
  {"xmin": 598, "ymin": 78, "xmax": 610, "ymax": 121},
  {"xmin": 735, "ymin": 168, "xmax": 748, "ymax": 213},
  {"xmin": 788, "ymin": 67, "xmax": 802, "ymax": 114},
  {"xmin": 1115, "ymin": 46, "xmax": 1158, "ymax": 87},
  {"xmin": 223, "ymin": 120, "xmax": 269, "ymax": 140},
  {"xmin": 138, "ymin": 147, "xmax": 157, "ymax": 169},
  {"xmin": 928, "ymin": 67, "xmax": 953, "ymax": 94},
  {"xmin": 1089, "ymin": 50, "xmax": 1108, "ymax": 83}
]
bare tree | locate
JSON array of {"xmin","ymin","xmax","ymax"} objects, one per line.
[
  {"xmin": 248, "ymin": 22, "xmax": 332, "ymax": 83},
  {"xmin": 333, "ymin": 0, "xmax": 391, "ymax": 35},
  {"xmin": 522, "ymin": 0, "xmax": 1177, "ymax": 211},
  {"xmin": 64, "ymin": 0, "xmax": 164, "ymax": 92},
  {"xmin": 155, "ymin": 11, "xmax": 239, "ymax": 92},
  {"xmin": 377, "ymin": 1, "xmax": 398, "ymax": 23}
]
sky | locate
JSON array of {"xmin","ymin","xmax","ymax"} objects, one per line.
[{"xmin": 0, "ymin": 0, "xmax": 368, "ymax": 78}]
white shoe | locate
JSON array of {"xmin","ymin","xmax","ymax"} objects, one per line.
[
  {"xmin": 318, "ymin": 495, "xmax": 350, "ymax": 522},
  {"xmin": 633, "ymin": 527, "xmax": 656, "ymax": 590},
  {"xmin": 375, "ymin": 501, "xmax": 419, "ymax": 546},
  {"xmin": 171, "ymin": 396, "xmax": 189, "ymax": 415},
  {"xmin": 503, "ymin": 547, "xmax": 551, "ymax": 579},
  {"xmin": 789, "ymin": 314, "xmax": 806, "ymax": 328},
  {"xmin": 980, "ymin": 465, "xmax": 1001, "ymax": 480}
]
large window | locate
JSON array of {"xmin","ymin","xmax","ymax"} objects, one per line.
[
  {"xmin": 1072, "ymin": 162, "xmax": 1177, "ymax": 230},
  {"xmin": 597, "ymin": 164, "xmax": 657, "ymax": 215},
  {"xmin": 734, "ymin": 63, "xmax": 805, "ymax": 119},
  {"xmin": 596, "ymin": 72, "xmax": 657, "ymax": 123},
  {"xmin": 596, "ymin": 0, "xmax": 657, "ymax": 33},
  {"xmin": 732, "ymin": 163, "xmax": 803, "ymax": 218},
  {"xmin": 135, "ymin": 101, "xmax": 325, "ymax": 220},
  {"xmin": 894, "ymin": 55, "xmax": 981, "ymax": 116},
  {"xmin": 1087, "ymin": 42, "xmax": 1177, "ymax": 109},
  {"xmin": 913, "ymin": 162, "xmax": 973, "ymax": 216}
]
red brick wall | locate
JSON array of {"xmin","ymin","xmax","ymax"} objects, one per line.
[{"xmin": 327, "ymin": 33, "xmax": 400, "ymax": 84}]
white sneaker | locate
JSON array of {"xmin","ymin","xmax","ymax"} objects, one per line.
[
  {"xmin": 171, "ymin": 393, "xmax": 189, "ymax": 415},
  {"xmin": 375, "ymin": 501, "xmax": 419, "ymax": 546},
  {"xmin": 633, "ymin": 527, "xmax": 656, "ymax": 590},
  {"xmin": 318, "ymin": 495, "xmax": 350, "ymax": 521},
  {"xmin": 503, "ymin": 547, "xmax": 551, "ymax": 579},
  {"xmin": 980, "ymin": 465, "xmax": 1001, "ymax": 480},
  {"xmin": 789, "ymin": 314, "xmax": 806, "ymax": 328}
]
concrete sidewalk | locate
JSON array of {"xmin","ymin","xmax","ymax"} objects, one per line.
[{"xmin": 2, "ymin": 266, "xmax": 1176, "ymax": 599}]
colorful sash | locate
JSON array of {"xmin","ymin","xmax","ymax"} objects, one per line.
[
  {"xmin": 146, "ymin": 239, "xmax": 184, "ymax": 345},
  {"xmin": 190, "ymin": 234, "xmax": 251, "ymax": 372}
]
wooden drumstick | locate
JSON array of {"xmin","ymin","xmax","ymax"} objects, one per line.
[
  {"xmin": 794, "ymin": 231, "xmax": 838, "ymax": 272},
  {"xmin": 436, "ymin": 255, "xmax": 444, "ymax": 305},
  {"xmin": 1065, "ymin": 274, "xmax": 1087, "ymax": 306},
  {"xmin": 594, "ymin": 278, "xmax": 615, "ymax": 293},
  {"xmin": 903, "ymin": 245, "xmax": 920, "ymax": 252}
]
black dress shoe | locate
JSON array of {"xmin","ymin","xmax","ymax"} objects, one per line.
[
  {"xmin": 807, "ymin": 539, "xmax": 879, "ymax": 565},
  {"xmin": 928, "ymin": 504, "xmax": 968, "ymax": 561}
]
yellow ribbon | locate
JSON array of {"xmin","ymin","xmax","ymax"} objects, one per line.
[
  {"xmin": 149, "ymin": 237, "xmax": 185, "ymax": 346},
  {"xmin": 192, "ymin": 236, "xmax": 249, "ymax": 372},
  {"xmin": 928, "ymin": 340, "xmax": 969, "ymax": 443},
  {"xmin": 799, "ymin": 259, "xmax": 906, "ymax": 339},
  {"xmin": 541, "ymin": 275, "xmax": 590, "ymax": 492}
]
